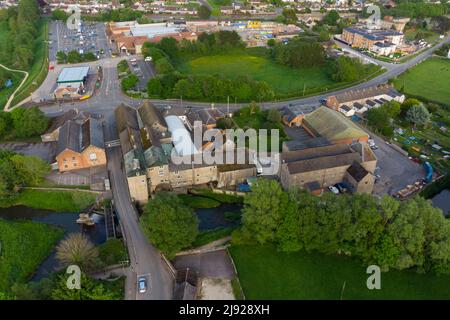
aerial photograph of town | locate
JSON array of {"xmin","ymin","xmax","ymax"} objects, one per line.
[{"xmin": 0, "ymin": 0, "xmax": 449, "ymax": 312}]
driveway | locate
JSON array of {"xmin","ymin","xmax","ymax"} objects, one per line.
[
  {"xmin": 0, "ymin": 142, "xmax": 56, "ymax": 162},
  {"xmin": 172, "ymin": 250, "xmax": 235, "ymax": 280}
]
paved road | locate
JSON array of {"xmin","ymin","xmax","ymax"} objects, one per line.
[{"xmin": 103, "ymin": 112, "xmax": 174, "ymax": 300}]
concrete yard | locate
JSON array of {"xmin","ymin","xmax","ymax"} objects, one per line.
[
  {"xmin": 371, "ymin": 135, "xmax": 425, "ymax": 195},
  {"xmin": 172, "ymin": 250, "xmax": 235, "ymax": 280},
  {"xmin": 198, "ymin": 277, "xmax": 235, "ymax": 300},
  {"xmin": 0, "ymin": 142, "xmax": 56, "ymax": 162}
]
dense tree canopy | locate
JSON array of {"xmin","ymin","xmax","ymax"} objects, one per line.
[
  {"xmin": 0, "ymin": 150, "xmax": 50, "ymax": 198},
  {"xmin": 272, "ymin": 37, "xmax": 326, "ymax": 68},
  {"xmin": 140, "ymin": 192, "xmax": 199, "ymax": 259},
  {"xmin": 0, "ymin": 0, "xmax": 40, "ymax": 70},
  {"xmin": 234, "ymin": 179, "xmax": 450, "ymax": 274}
]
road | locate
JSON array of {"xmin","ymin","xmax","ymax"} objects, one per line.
[{"xmin": 103, "ymin": 111, "xmax": 174, "ymax": 300}]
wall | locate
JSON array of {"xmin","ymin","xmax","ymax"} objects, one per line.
[{"xmin": 127, "ymin": 174, "xmax": 149, "ymax": 203}]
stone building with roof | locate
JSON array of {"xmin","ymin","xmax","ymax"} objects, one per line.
[
  {"xmin": 115, "ymin": 104, "xmax": 149, "ymax": 203},
  {"xmin": 55, "ymin": 117, "xmax": 106, "ymax": 172},
  {"xmin": 279, "ymin": 143, "xmax": 377, "ymax": 194}
]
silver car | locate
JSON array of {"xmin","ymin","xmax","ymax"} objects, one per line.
[{"xmin": 138, "ymin": 276, "xmax": 147, "ymax": 293}]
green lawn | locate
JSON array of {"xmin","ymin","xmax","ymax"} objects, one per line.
[
  {"xmin": 0, "ymin": 189, "xmax": 97, "ymax": 212},
  {"xmin": 176, "ymin": 53, "xmax": 336, "ymax": 96},
  {"xmin": 229, "ymin": 245, "xmax": 450, "ymax": 300},
  {"xmin": 394, "ymin": 57, "xmax": 450, "ymax": 106},
  {"xmin": 0, "ymin": 219, "xmax": 64, "ymax": 292}
]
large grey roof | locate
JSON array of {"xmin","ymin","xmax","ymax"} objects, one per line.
[
  {"xmin": 334, "ymin": 85, "xmax": 401, "ymax": 104},
  {"xmin": 57, "ymin": 67, "xmax": 89, "ymax": 83},
  {"xmin": 57, "ymin": 118, "xmax": 103, "ymax": 155}
]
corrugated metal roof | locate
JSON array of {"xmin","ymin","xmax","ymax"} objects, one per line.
[{"xmin": 303, "ymin": 106, "xmax": 368, "ymax": 141}]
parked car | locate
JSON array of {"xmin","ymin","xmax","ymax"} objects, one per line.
[
  {"xmin": 145, "ymin": 56, "xmax": 152, "ymax": 62},
  {"xmin": 328, "ymin": 186, "xmax": 339, "ymax": 194},
  {"xmin": 138, "ymin": 276, "xmax": 147, "ymax": 293}
]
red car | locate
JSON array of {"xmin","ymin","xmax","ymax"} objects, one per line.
[{"xmin": 48, "ymin": 65, "xmax": 54, "ymax": 71}]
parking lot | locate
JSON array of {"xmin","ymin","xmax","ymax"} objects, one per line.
[
  {"xmin": 128, "ymin": 58, "xmax": 155, "ymax": 90},
  {"xmin": 49, "ymin": 20, "xmax": 113, "ymax": 62},
  {"xmin": 370, "ymin": 134, "xmax": 425, "ymax": 196}
]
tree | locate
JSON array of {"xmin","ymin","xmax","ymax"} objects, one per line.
[
  {"xmin": 10, "ymin": 154, "xmax": 50, "ymax": 186},
  {"xmin": 332, "ymin": 56, "xmax": 366, "ymax": 82},
  {"xmin": 140, "ymin": 192, "xmax": 198, "ymax": 259},
  {"xmin": 406, "ymin": 103, "xmax": 430, "ymax": 128},
  {"xmin": 0, "ymin": 111, "xmax": 11, "ymax": 139},
  {"xmin": 367, "ymin": 107, "xmax": 393, "ymax": 137},
  {"xmin": 198, "ymin": 5, "xmax": 211, "ymax": 19},
  {"xmin": 51, "ymin": 273, "xmax": 118, "ymax": 300},
  {"xmin": 11, "ymin": 106, "xmax": 48, "ymax": 138},
  {"xmin": 383, "ymin": 100, "xmax": 401, "ymax": 119},
  {"xmin": 323, "ymin": 10, "xmax": 340, "ymax": 26},
  {"xmin": 241, "ymin": 179, "xmax": 289, "ymax": 244},
  {"xmin": 267, "ymin": 38, "xmax": 276, "ymax": 47},
  {"xmin": 154, "ymin": 57, "xmax": 174, "ymax": 74},
  {"xmin": 56, "ymin": 233, "xmax": 99, "ymax": 271},
  {"xmin": 67, "ymin": 50, "xmax": 82, "ymax": 64},
  {"xmin": 51, "ymin": 9, "xmax": 69, "ymax": 21},
  {"xmin": 56, "ymin": 51, "xmax": 67, "ymax": 64},
  {"xmin": 121, "ymin": 74, "xmax": 139, "ymax": 91},
  {"xmin": 401, "ymin": 98, "xmax": 421, "ymax": 117},
  {"xmin": 282, "ymin": 8, "xmax": 298, "ymax": 24},
  {"xmin": 147, "ymin": 78, "xmax": 163, "ymax": 96}
]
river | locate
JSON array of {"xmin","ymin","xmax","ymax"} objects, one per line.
[
  {"xmin": 0, "ymin": 205, "xmax": 106, "ymax": 281},
  {"xmin": 432, "ymin": 189, "xmax": 450, "ymax": 216},
  {"xmin": 195, "ymin": 203, "xmax": 242, "ymax": 231}
]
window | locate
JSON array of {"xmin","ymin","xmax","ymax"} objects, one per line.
[
  {"xmin": 64, "ymin": 165, "xmax": 68, "ymax": 169},
  {"xmin": 89, "ymin": 153, "xmax": 97, "ymax": 161},
  {"xmin": 72, "ymin": 157, "xmax": 76, "ymax": 161},
  {"xmin": 73, "ymin": 163, "xmax": 77, "ymax": 167}
]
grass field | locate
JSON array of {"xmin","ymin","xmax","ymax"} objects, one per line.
[
  {"xmin": 394, "ymin": 57, "xmax": 450, "ymax": 106},
  {"xmin": 176, "ymin": 53, "xmax": 335, "ymax": 96},
  {"xmin": 0, "ymin": 189, "xmax": 97, "ymax": 212},
  {"xmin": 0, "ymin": 219, "xmax": 64, "ymax": 292},
  {"xmin": 229, "ymin": 245, "xmax": 450, "ymax": 300}
]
